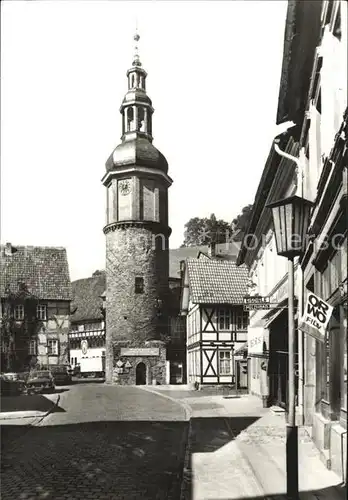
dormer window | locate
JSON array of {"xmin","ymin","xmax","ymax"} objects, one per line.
[{"xmin": 135, "ymin": 277, "xmax": 144, "ymax": 294}]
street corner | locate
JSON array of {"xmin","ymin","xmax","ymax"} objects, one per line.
[
  {"xmin": 136, "ymin": 385, "xmax": 192, "ymax": 421},
  {"xmin": 0, "ymin": 392, "xmax": 61, "ymax": 423}
]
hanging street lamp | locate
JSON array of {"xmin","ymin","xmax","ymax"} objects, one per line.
[{"xmin": 267, "ymin": 194, "xmax": 313, "ymax": 500}]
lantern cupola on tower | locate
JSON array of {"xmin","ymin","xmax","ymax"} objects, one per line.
[{"xmin": 105, "ymin": 30, "xmax": 168, "ymax": 173}]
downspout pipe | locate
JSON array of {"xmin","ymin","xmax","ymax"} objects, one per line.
[{"xmin": 273, "ymin": 138, "xmax": 305, "ymax": 426}]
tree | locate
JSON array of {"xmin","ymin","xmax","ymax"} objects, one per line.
[
  {"xmin": 231, "ymin": 204, "xmax": 253, "ymax": 241},
  {"xmin": 181, "ymin": 213, "xmax": 233, "ymax": 247},
  {"xmin": 180, "ymin": 206, "xmax": 254, "ymax": 247}
]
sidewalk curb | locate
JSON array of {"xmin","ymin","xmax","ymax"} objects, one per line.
[
  {"xmin": 136, "ymin": 386, "xmax": 193, "ymax": 500},
  {"xmin": 137, "ymin": 386, "xmax": 192, "ymax": 421},
  {"xmin": 0, "ymin": 394, "xmax": 60, "ymax": 424},
  {"xmin": 179, "ymin": 418, "xmax": 193, "ymax": 500}
]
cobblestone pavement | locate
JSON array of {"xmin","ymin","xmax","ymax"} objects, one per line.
[
  {"xmin": 148, "ymin": 389, "xmax": 345, "ymax": 500},
  {"xmin": 1, "ymin": 384, "xmax": 188, "ymax": 500}
]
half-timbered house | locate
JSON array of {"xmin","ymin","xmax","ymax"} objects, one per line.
[
  {"xmin": 69, "ymin": 271, "xmax": 106, "ymax": 372},
  {"xmin": 181, "ymin": 257, "xmax": 249, "ymax": 387},
  {"xmin": 0, "ymin": 243, "xmax": 72, "ymax": 371}
]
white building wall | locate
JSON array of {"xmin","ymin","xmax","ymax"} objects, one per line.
[{"xmin": 69, "ymin": 347, "xmax": 105, "ymax": 366}]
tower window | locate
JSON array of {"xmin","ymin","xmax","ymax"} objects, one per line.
[
  {"xmin": 127, "ymin": 107, "xmax": 134, "ymax": 132},
  {"xmin": 135, "ymin": 277, "xmax": 144, "ymax": 294},
  {"xmin": 138, "ymin": 107, "xmax": 145, "ymax": 132}
]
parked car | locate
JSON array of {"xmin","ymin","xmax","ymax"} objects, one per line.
[
  {"xmin": 0, "ymin": 374, "xmax": 25, "ymax": 396},
  {"xmin": 50, "ymin": 365, "xmax": 72, "ymax": 385},
  {"xmin": 26, "ymin": 370, "xmax": 55, "ymax": 395}
]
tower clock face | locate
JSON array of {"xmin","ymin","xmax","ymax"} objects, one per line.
[{"xmin": 119, "ymin": 179, "xmax": 131, "ymax": 196}]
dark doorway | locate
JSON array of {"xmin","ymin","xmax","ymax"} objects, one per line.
[
  {"xmin": 136, "ymin": 362, "xmax": 147, "ymax": 385},
  {"xmin": 268, "ymin": 309, "xmax": 298, "ymax": 409}
]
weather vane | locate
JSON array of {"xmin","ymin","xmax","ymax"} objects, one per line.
[{"xmin": 133, "ymin": 17, "xmax": 141, "ymax": 67}]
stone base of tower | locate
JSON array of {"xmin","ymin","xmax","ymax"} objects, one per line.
[{"xmin": 105, "ymin": 340, "xmax": 168, "ymax": 386}]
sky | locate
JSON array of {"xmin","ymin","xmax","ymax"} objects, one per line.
[{"xmin": 1, "ymin": 0, "xmax": 289, "ymax": 281}]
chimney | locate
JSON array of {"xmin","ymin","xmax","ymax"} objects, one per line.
[
  {"xmin": 208, "ymin": 241, "xmax": 216, "ymax": 259},
  {"xmin": 5, "ymin": 242, "xmax": 12, "ymax": 256}
]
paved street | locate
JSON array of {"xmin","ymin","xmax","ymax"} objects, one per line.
[
  {"xmin": 1, "ymin": 384, "xmax": 188, "ymax": 500},
  {"xmin": 147, "ymin": 387, "xmax": 346, "ymax": 500}
]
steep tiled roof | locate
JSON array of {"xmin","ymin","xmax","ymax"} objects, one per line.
[
  {"xmin": 68, "ymin": 243, "xmax": 242, "ymax": 321},
  {"xmin": 187, "ymin": 259, "xmax": 248, "ymax": 304},
  {"xmin": 70, "ymin": 272, "xmax": 106, "ymax": 322},
  {"xmin": 0, "ymin": 244, "xmax": 72, "ymax": 301}
]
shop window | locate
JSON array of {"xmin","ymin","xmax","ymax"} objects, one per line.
[
  {"xmin": 219, "ymin": 350, "xmax": 232, "ymax": 375},
  {"xmin": 320, "ymin": 307, "xmax": 342, "ymax": 417}
]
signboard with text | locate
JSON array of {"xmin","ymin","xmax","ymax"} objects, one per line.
[
  {"xmin": 81, "ymin": 340, "xmax": 88, "ymax": 355},
  {"xmin": 247, "ymin": 327, "xmax": 265, "ymax": 355},
  {"xmin": 243, "ymin": 296, "xmax": 270, "ymax": 311},
  {"xmin": 298, "ymin": 292, "xmax": 333, "ymax": 343},
  {"xmin": 120, "ymin": 348, "xmax": 160, "ymax": 357}
]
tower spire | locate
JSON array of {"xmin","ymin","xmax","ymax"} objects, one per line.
[{"xmin": 132, "ymin": 20, "xmax": 141, "ymax": 67}]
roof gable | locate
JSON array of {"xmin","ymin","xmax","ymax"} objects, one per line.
[
  {"xmin": 70, "ymin": 272, "xmax": 106, "ymax": 322},
  {"xmin": 186, "ymin": 259, "xmax": 248, "ymax": 305},
  {"xmin": 0, "ymin": 245, "xmax": 72, "ymax": 301}
]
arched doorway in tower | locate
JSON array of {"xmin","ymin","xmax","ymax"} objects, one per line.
[{"xmin": 136, "ymin": 362, "xmax": 147, "ymax": 385}]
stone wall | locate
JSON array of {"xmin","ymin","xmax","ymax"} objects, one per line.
[
  {"xmin": 109, "ymin": 342, "xmax": 167, "ymax": 385},
  {"xmin": 105, "ymin": 225, "xmax": 169, "ymax": 384}
]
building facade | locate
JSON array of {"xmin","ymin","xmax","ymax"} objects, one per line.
[
  {"xmin": 181, "ymin": 256, "xmax": 249, "ymax": 387},
  {"xmin": 0, "ymin": 243, "xmax": 72, "ymax": 371},
  {"xmin": 69, "ymin": 271, "xmax": 106, "ymax": 374},
  {"xmin": 297, "ymin": 1, "xmax": 347, "ymax": 480},
  {"xmin": 236, "ymin": 135, "xmax": 300, "ymax": 408},
  {"xmin": 101, "ymin": 33, "xmax": 173, "ymax": 385},
  {"xmin": 238, "ymin": 0, "xmax": 347, "ymax": 481}
]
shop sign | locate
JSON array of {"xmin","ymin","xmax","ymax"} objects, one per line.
[
  {"xmin": 120, "ymin": 348, "xmax": 159, "ymax": 356},
  {"xmin": 299, "ymin": 292, "xmax": 333, "ymax": 342},
  {"xmin": 81, "ymin": 340, "xmax": 88, "ymax": 355},
  {"xmin": 248, "ymin": 327, "xmax": 264, "ymax": 354},
  {"xmin": 243, "ymin": 296, "xmax": 270, "ymax": 311}
]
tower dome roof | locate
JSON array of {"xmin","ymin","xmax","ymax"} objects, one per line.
[
  {"xmin": 122, "ymin": 89, "xmax": 152, "ymax": 107},
  {"xmin": 105, "ymin": 137, "xmax": 168, "ymax": 173}
]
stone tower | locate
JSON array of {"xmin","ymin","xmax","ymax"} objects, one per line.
[{"xmin": 102, "ymin": 31, "xmax": 172, "ymax": 385}]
